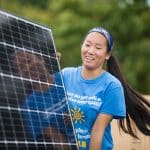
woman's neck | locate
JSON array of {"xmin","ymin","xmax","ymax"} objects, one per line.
[{"xmin": 81, "ymin": 66, "xmax": 104, "ymax": 80}]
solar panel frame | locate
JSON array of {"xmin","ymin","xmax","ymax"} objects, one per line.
[{"xmin": 0, "ymin": 10, "xmax": 79, "ymax": 150}]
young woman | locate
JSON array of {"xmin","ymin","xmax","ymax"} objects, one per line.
[
  {"xmin": 18, "ymin": 27, "xmax": 149, "ymax": 150},
  {"xmin": 61, "ymin": 27, "xmax": 150, "ymax": 150}
]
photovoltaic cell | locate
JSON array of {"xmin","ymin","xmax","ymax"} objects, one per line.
[{"xmin": 0, "ymin": 10, "xmax": 78, "ymax": 150}]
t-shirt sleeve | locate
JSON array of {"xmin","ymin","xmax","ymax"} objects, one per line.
[{"xmin": 99, "ymin": 83, "xmax": 126, "ymax": 119}]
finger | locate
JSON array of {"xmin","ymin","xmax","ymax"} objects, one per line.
[{"xmin": 56, "ymin": 52, "xmax": 61, "ymax": 61}]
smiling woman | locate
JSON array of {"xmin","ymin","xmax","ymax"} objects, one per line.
[
  {"xmin": 81, "ymin": 31, "xmax": 110, "ymax": 78},
  {"xmin": 61, "ymin": 27, "xmax": 150, "ymax": 150}
]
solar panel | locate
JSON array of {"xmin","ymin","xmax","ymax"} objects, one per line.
[{"xmin": 0, "ymin": 10, "xmax": 79, "ymax": 150}]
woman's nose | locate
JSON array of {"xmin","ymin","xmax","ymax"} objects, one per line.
[{"xmin": 87, "ymin": 46, "xmax": 95, "ymax": 54}]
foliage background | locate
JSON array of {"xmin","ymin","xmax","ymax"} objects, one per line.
[{"xmin": 0, "ymin": 0, "xmax": 149, "ymax": 94}]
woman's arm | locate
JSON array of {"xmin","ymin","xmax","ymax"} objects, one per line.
[{"xmin": 90, "ymin": 114, "xmax": 112, "ymax": 150}]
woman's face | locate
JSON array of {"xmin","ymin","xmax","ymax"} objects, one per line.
[{"xmin": 81, "ymin": 32, "xmax": 110, "ymax": 70}]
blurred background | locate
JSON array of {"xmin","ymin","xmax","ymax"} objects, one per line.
[
  {"xmin": 0, "ymin": 0, "xmax": 149, "ymax": 94},
  {"xmin": 0, "ymin": 0, "xmax": 149, "ymax": 150}
]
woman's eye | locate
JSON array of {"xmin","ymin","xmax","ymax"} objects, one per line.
[
  {"xmin": 96, "ymin": 47, "xmax": 101, "ymax": 50},
  {"xmin": 85, "ymin": 44, "xmax": 90, "ymax": 47}
]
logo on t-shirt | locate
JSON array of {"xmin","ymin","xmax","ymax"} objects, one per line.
[{"xmin": 71, "ymin": 107, "xmax": 85, "ymax": 124}]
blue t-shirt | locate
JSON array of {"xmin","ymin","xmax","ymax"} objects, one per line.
[{"xmin": 62, "ymin": 66, "xmax": 126, "ymax": 150}]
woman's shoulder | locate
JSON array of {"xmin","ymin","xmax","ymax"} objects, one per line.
[{"xmin": 104, "ymin": 71, "xmax": 122, "ymax": 88}]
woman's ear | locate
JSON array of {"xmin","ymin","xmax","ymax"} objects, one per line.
[
  {"xmin": 105, "ymin": 56, "xmax": 109, "ymax": 60},
  {"xmin": 105, "ymin": 52, "xmax": 111, "ymax": 60}
]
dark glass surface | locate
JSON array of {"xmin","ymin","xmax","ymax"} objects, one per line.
[{"xmin": 0, "ymin": 10, "xmax": 78, "ymax": 150}]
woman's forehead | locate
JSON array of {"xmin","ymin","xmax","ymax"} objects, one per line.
[{"xmin": 84, "ymin": 32, "xmax": 107, "ymax": 43}]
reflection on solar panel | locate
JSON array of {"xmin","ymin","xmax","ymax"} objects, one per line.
[{"xmin": 0, "ymin": 10, "xmax": 78, "ymax": 150}]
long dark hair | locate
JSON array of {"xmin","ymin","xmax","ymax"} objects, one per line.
[{"xmin": 107, "ymin": 55, "xmax": 150, "ymax": 138}]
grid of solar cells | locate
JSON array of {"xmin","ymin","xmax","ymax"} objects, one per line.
[{"xmin": 0, "ymin": 10, "xmax": 78, "ymax": 150}]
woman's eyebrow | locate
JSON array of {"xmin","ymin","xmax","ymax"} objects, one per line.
[
  {"xmin": 85, "ymin": 40, "xmax": 92, "ymax": 43},
  {"xmin": 85, "ymin": 40, "xmax": 103, "ymax": 46},
  {"xmin": 95, "ymin": 43, "xmax": 103, "ymax": 47}
]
